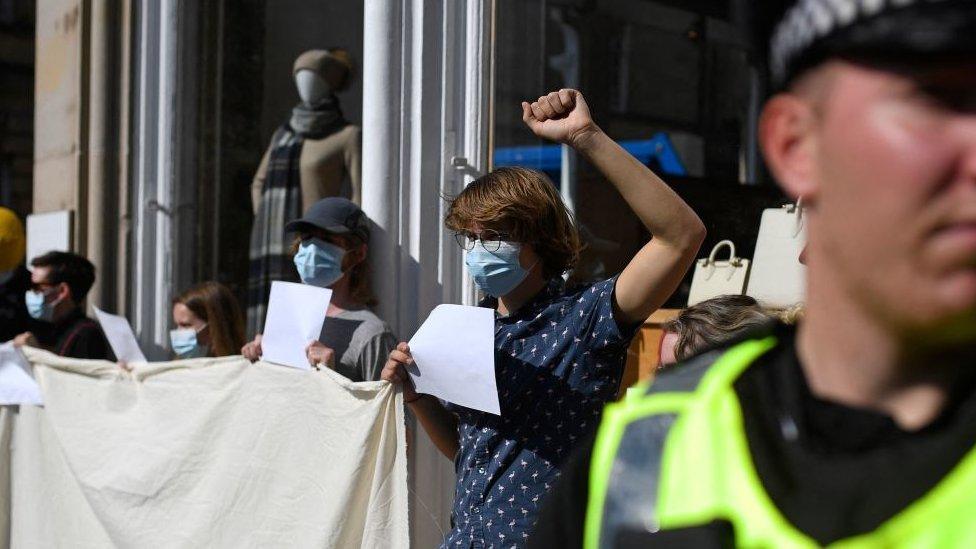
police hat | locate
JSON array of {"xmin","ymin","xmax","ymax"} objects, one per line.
[{"xmin": 740, "ymin": 0, "xmax": 976, "ymax": 86}]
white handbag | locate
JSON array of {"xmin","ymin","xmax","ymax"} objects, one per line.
[
  {"xmin": 746, "ymin": 201, "xmax": 807, "ymax": 308},
  {"xmin": 688, "ymin": 240, "xmax": 751, "ymax": 306}
]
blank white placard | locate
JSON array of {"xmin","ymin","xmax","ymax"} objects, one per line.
[
  {"xmin": 261, "ymin": 281, "xmax": 332, "ymax": 370},
  {"xmin": 408, "ymin": 304, "xmax": 499, "ymax": 415},
  {"xmin": 0, "ymin": 343, "xmax": 43, "ymax": 406},
  {"xmin": 93, "ymin": 307, "xmax": 148, "ymax": 364}
]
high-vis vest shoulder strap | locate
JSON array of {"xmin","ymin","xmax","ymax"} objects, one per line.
[{"xmin": 585, "ymin": 336, "xmax": 976, "ymax": 549}]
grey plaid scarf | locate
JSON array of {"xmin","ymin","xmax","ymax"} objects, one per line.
[
  {"xmin": 247, "ymin": 98, "xmax": 349, "ymax": 337},
  {"xmin": 247, "ymin": 127, "xmax": 303, "ymax": 337}
]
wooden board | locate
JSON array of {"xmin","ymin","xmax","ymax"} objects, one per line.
[{"xmin": 620, "ymin": 308, "xmax": 681, "ymax": 396}]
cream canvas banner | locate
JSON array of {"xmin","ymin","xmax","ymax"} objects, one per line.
[{"xmin": 0, "ymin": 348, "xmax": 408, "ymax": 548}]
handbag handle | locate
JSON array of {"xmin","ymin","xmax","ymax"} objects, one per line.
[
  {"xmin": 785, "ymin": 198, "xmax": 804, "ymax": 237},
  {"xmin": 704, "ymin": 240, "xmax": 741, "ymax": 267}
]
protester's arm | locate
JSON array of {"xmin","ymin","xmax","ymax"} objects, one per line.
[
  {"xmin": 408, "ymin": 395, "xmax": 460, "ymax": 459},
  {"xmin": 305, "ymin": 341, "xmax": 335, "ymax": 370},
  {"xmin": 381, "ymin": 343, "xmax": 459, "ymax": 459},
  {"xmin": 12, "ymin": 332, "xmax": 38, "ymax": 348},
  {"xmin": 523, "ymin": 90, "xmax": 706, "ymax": 326},
  {"xmin": 242, "ymin": 334, "xmax": 263, "ymax": 362}
]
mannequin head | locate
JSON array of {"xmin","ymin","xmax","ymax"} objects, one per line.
[
  {"xmin": 292, "ymin": 48, "xmax": 353, "ymax": 107},
  {"xmin": 295, "ymin": 70, "xmax": 329, "ymax": 106}
]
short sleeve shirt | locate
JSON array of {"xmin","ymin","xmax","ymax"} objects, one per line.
[
  {"xmin": 319, "ymin": 308, "xmax": 397, "ymax": 382},
  {"xmin": 442, "ymin": 276, "xmax": 637, "ymax": 549}
]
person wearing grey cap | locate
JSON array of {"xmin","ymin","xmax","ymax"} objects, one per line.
[
  {"xmin": 241, "ymin": 197, "xmax": 397, "ymax": 383},
  {"xmin": 530, "ymin": 1, "xmax": 976, "ymax": 547}
]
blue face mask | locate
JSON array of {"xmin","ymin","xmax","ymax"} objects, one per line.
[
  {"xmin": 293, "ymin": 237, "xmax": 347, "ymax": 288},
  {"xmin": 465, "ymin": 241, "xmax": 532, "ymax": 297},
  {"xmin": 24, "ymin": 290, "xmax": 56, "ymax": 322},
  {"xmin": 169, "ymin": 326, "xmax": 210, "ymax": 358}
]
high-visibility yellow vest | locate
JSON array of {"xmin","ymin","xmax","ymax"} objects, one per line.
[{"xmin": 584, "ymin": 336, "xmax": 976, "ymax": 549}]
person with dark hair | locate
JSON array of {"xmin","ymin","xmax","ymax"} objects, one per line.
[
  {"xmin": 530, "ymin": 1, "xmax": 976, "ymax": 547},
  {"xmin": 241, "ymin": 197, "xmax": 396, "ymax": 382},
  {"xmin": 0, "ymin": 207, "xmax": 32, "ymax": 343},
  {"xmin": 659, "ymin": 295, "xmax": 772, "ymax": 366},
  {"xmin": 13, "ymin": 251, "xmax": 113, "ymax": 360},
  {"xmin": 171, "ymin": 281, "xmax": 247, "ymax": 359}
]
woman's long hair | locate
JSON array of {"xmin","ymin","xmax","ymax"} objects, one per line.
[{"xmin": 173, "ymin": 281, "xmax": 247, "ymax": 357}]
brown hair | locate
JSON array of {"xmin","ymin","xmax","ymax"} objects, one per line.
[
  {"xmin": 173, "ymin": 282, "xmax": 246, "ymax": 357},
  {"xmin": 289, "ymin": 233, "xmax": 377, "ymax": 307},
  {"xmin": 663, "ymin": 295, "xmax": 772, "ymax": 362},
  {"xmin": 444, "ymin": 167, "xmax": 582, "ymax": 279}
]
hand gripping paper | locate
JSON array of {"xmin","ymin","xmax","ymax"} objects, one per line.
[{"xmin": 408, "ymin": 304, "xmax": 500, "ymax": 415}]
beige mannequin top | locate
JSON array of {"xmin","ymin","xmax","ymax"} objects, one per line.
[{"xmin": 250, "ymin": 124, "xmax": 362, "ymax": 214}]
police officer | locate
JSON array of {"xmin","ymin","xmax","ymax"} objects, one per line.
[{"xmin": 530, "ymin": 0, "xmax": 976, "ymax": 547}]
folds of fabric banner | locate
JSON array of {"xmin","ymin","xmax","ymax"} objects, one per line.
[{"xmin": 0, "ymin": 348, "xmax": 408, "ymax": 548}]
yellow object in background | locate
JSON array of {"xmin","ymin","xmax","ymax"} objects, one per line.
[{"xmin": 0, "ymin": 207, "xmax": 26, "ymax": 271}]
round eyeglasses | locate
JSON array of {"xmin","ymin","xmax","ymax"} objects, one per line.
[{"xmin": 454, "ymin": 229, "xmax": 511, "ymax": 252}]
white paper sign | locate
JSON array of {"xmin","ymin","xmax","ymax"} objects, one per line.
[
  {"xmin": 0, "ymin": 342, "xmax": 43, "ymax": 406},
  {"xmin": 93, "ymin": 306, "xmax": 148, "ymax": 364},
  {"xmin": 408, "ymin": 304, "xmax": 499, "ymax": 415},
  {"xmin": 261, "ymin": 281, "xmax": 333, "ymax": 370},
  {"xmin": 26, "ymin": 210, "xmax": 72, "ymax": 266}
]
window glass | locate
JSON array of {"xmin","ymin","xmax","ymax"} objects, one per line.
[{"xmin": 493, "ymin": 0, "xmax": 771, "ymax": 295}]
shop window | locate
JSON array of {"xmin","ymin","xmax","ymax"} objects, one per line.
[{"xmin": 492, "ymin": 0, "xmax": 785, "ymax": 303}]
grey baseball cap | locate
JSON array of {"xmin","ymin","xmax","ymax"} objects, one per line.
[{"xmin": 284, "ymin": 197, "xmax": 370, "ymax": 242}]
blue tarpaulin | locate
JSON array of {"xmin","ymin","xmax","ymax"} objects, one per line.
[{"xmin": 493, "ymin": 132, "xmax": 688, "ymax": 177}]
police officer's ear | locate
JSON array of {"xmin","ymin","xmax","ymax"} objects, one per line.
[{"xmin": 758, "ymin": 90, "xmax": 820, "ymax": 204}]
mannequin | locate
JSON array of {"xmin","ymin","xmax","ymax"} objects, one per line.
[
  {"xmin": 250, "ymin": 50, "xmax": 362, "ymax": 209},
  {"xmin": 248, "ymin": 48, "xmax": 362, "ymax": 336}
]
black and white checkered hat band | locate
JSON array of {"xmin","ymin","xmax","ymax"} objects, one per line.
[{"xmin": 769, "ymin": 0, "xmax": 943, "ymax": 83}]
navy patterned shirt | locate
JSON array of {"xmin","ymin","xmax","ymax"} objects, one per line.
[{"xmin": 441, "ymin": 277, "xmax": 637, "ymax": 548}]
